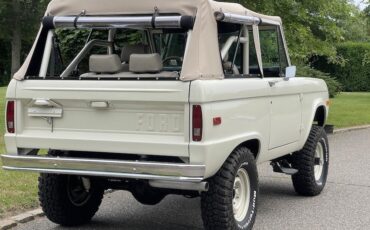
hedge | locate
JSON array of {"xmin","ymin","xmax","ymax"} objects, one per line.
[
  {"xmin": 297, "ymin": 66, "xmax": 342, "ymax": 98},
  {"xmin": 313, "ymin": 42, "xmax": 370, "ymax": 92}
]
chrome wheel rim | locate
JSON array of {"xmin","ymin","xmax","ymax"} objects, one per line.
[
  {"xmin": 67, "ymin": 176, "xmax": 91, "ymax": 207},
  {"xmin": 314, "ymin": 141, "xmax": 324, "ymax": 181},
  {"xmin": 233, "ymin": 168, "xmax": 250, "ymax": 222}
]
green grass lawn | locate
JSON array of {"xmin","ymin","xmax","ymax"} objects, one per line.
[
  {"xmin": 327, "ymin": 92, "xmax": 370, "ymax": 128},
  {"xmin": 0, "ymin": 87, "xmax": 369, "ymax": 218}
]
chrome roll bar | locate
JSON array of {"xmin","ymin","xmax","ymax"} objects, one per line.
[
  {"xmin": 215, "ymin": 12, "xmax": 281, "ymax": 26},
  {"xmin": 215, "ymin": 12, "xmax": 261, "ymax": 25},
  {"xmin": 43, "ymin": 15, "xmax": 194, "ymax": 30}
]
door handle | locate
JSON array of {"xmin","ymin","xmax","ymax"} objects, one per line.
[
  {"xmin": 33, "ymin": 99, "xmax": 53, "ymax": 107},
  {"xmin": 91, "ymin": 101, "xmax": 109, "ymax": 109}
]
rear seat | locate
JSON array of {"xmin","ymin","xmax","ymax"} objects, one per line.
[{"xmin": 80, "ymin": 53, "xmax": 179, "ymax": 79}]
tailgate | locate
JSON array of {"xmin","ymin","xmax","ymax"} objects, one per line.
[{"xmin": 9, "ymin": 80, "xmax": 190, "ymax": 157}]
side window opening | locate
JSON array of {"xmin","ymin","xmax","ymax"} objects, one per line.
[
  {"xmin": 218, "ymin": 25, "xmax": 243, "ymax": 76},
  {"xmin": 258, "ymin": 26, "xmax": 289, "ymax": 78},
  {"xmin": 217, "ymin": 22, "xmax": 263, "ymax": 78},
  {"xmin": 217, "ymin": 22, "xmax": 289, "ymax": 79}
]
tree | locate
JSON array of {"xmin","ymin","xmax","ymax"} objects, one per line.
[
  {"xmin": 0, "ymin": 0, "xmax": 368, "ymax": 86},
  {"xmin": 0, "ymin": 0, "xmax": 49, "ymax": 77},
  {"xmin": 226, "ymin": 0, "xmax": 366, "ymax": 64},
  {"xmin": 365, "ymin": 5, "xmax": 370, "ymax": 37}
]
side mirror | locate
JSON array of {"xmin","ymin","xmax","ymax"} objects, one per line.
[{"xmin": 284, "ymin": 66, "xmax": 296, "ymax": 80}]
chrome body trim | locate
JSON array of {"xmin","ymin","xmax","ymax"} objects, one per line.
[{"xmin": 1, "ymin": 155, "xmax": 205, "ymax": 183}]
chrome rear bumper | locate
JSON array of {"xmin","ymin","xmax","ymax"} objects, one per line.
[{"xmin": 1, "ymin": 155, "xmax": 205, "ymax": 183}]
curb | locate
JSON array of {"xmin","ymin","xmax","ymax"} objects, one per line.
[
  {"xmin": 0, "ymin": 189, "xmax": 114, "ymax": 229},
  {"xmin": 333, "ymin": 125, "xmax": 370, "ymax": 134},
  {"xmin": 0, "ymin": 208, "xmax": 44, "ymax": 230}
]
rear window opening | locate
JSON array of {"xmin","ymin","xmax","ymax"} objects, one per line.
[{"xmin": 27, "ymin": 22, "xmax": 189, "ymax": 81}]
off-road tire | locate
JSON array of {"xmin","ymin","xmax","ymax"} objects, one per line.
[
  {"xmin": 291, "ymin": 125, "xmax": 329, "ymax": 196},
  {"xmin": 201, "ymin": 147, "xmax": 258, "ymax": 230},
  {"xmin": 39, "ymin": 174, "xmax": 105, "ymax": 226}
]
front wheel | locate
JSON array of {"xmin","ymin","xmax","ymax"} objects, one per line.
[
  {"xmin": 201, "ymin": 147, "xmax": 258, "ymax": 230},
  {"xmin": 291, "ymin": 125, "xmax": 329, "ymax": 196}
]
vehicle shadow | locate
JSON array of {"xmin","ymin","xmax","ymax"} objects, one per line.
[{"xmin": 47, "ymin": 177, "xmax": 301, "ymax": 230}]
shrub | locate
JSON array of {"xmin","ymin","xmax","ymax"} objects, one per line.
[
  {"xmin": 313, "ymin": 42, "xmax": 370, "ymax": 92},
  {"xmin": 297, "ymin": 66, "xmax": 342, "ymax": 98}
]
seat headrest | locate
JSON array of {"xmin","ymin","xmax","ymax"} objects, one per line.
[
  {"xmin": 89, "ymin": 54, "xmax": 122, "ymax": 73},
  {"xmin": 129, "ymin": 53, "xmax": 163, "ymax": 73},
  {"xmin": 121, "ymin": 44, "xmax": 149, "ymax": 63}
]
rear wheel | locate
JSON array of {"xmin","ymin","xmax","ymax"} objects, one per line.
[
  {"xmin": 39, "ymin": 174, "xmax": 104, "ymax": 226},
  {"xmin": 201, "ymin": 147, "xmax": 258, "ymax": 230},
  {"xmin": 291, "ymin": 125, "xmax": 329, "ymax": 196}
]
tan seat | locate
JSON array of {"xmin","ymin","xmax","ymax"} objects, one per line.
[
  {"xmin": 129, "ymin": 53, "xmax": 163, "ymax": 73},
  {"xmin": 88, "ymin": 54, "xmax": 122, "ymax": 73},
  {"xmin": 80, "ymin": 54, "xmax": 122, "ymax": 78},
  {"xmin": 121, "ymin": 44, "xmax": 149, "ymax": 71},
  {"xmin": 222, "ymin": 53, "xmax": 240, "ymax": 75},
  {"xmin": 85, "ymin": 71, "xmax": 179, "ymax": 79},
  {"xmin": 81, "ymin": 53, "xmax": 179, "ymax": 79},
  {"xmin": 223, "ymin": 62, "xmax": 240, "ymax": 75}
]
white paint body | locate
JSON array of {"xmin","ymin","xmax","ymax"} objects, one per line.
[{"xmin": 4, "ymin": 76, "xmax": 328, "ymax": 179}]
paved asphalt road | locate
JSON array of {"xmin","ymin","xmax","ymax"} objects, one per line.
[{"xmin": 14, "ymin": 128, "xmax": 370, "ymax": 230}]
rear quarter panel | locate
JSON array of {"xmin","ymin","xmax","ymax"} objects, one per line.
[
  {"xmin": 189, "ymin": 79, "xmax": 271, "ymax": 178},
  {"xmin": 189, "ymin": 77, "xmax": 329, "ymax": 179}
]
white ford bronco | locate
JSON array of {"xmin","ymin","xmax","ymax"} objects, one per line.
[{"xmin": 2, "ymin": 0, "xmax": 330, "ymax": 229}]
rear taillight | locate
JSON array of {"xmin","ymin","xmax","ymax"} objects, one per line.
[
  {"xmin": 6, "ymin": 101, "xmax": 15, "ymax": 133},
  {"xmin": 192, "ymin": 105, "xmax": 202, "ymax": 142}
]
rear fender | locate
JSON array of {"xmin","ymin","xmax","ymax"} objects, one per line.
[{"xmin": 190, "ymin": 132, "xmax": 264, "ymax": 179}]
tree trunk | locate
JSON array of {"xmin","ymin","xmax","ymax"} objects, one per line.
[{"xmin": 11, "ymin": 0, "xmax": 21, "ymax": 77}]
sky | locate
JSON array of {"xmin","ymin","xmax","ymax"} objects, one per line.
[{"xmin": 353, "ymin": 0, "xmax": 368, "ymax": 10}]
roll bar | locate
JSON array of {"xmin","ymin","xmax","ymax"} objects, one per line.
[
  {"xmin": 214, "ymin": 12, "xmax": 281, "ymax": 26},
  {"xmin": 43, "ymin": 15, "xmax": 195, "ymax": 30},
  {"xmin": 61, "ymin": 39, "xmax": 113, "ymax": 78}
]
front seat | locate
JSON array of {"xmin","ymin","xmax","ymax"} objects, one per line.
[
  {"xmin": 121, "ymin": 44, "xmax": 149, "ymax": 71},
  {"xmin": 223, "ymin": 53, "xmax": 240, "ymax": 75},
  {"xmin": 80, "ymin": 54, "xmax": 122, "ymax": 78}
]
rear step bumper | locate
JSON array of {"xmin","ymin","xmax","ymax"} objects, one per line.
[{"xmin": 1, "ymin": 155, "xmax": 207, "ymax": 191}]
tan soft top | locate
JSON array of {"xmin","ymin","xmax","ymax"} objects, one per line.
[
  {"xmin": 14, "ymin": 0, "xmax": 282, "ymax": 81},
  {"xmin": 45, "ymin": 0, "xmax": 281, "ymax": 23}
]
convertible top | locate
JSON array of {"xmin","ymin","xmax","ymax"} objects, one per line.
[
  {"xmin": 45, "ymin": 0, "xmax": 281, "ymax": 24},
  {"xmin": 14, "ymin": 0, "xmax": 283, "ymax": 81}
]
